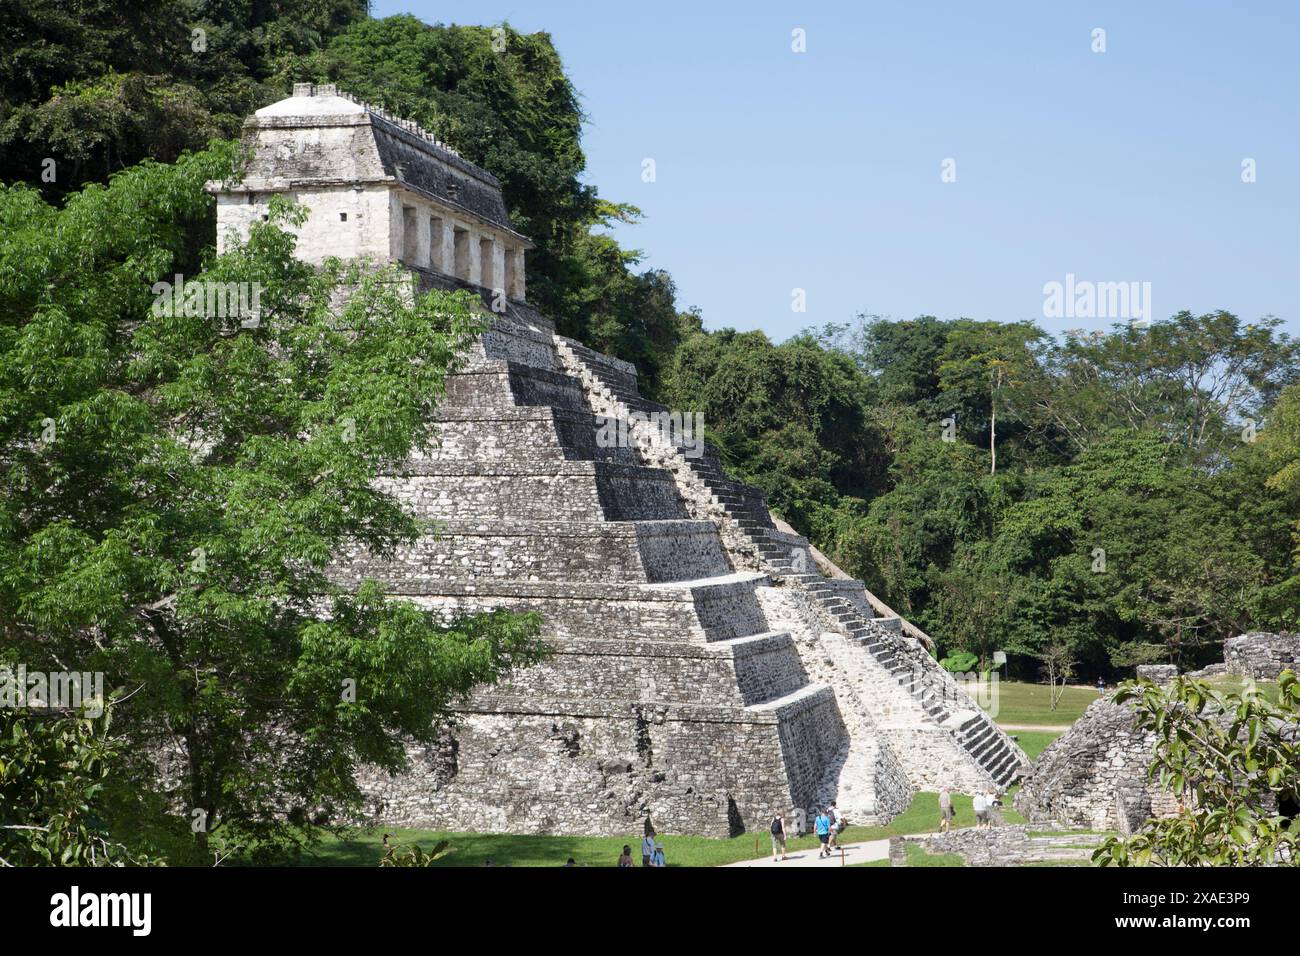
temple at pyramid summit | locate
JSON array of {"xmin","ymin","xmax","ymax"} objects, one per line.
[{"xmin": 208, "ymin": 84, "xmax": 1028, "ymax": 837}]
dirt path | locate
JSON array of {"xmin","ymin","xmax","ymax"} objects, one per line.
[{"xmin": 723, "ymin": 838, "xmax": 891, "ymax": 868}]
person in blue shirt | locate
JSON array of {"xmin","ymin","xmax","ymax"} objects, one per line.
[{"xmin": 814, "ymin": 809, "xmax": 832, "ymax": 858}]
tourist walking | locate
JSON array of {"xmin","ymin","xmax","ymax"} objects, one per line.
[
  {"xmin": 972, "ymin": 790, "xmax": 988, "ymax": 828},
  {"xmin": 814, "ymin": 808, "xmax": 832, "ymax": 858},
  {"xmin": 770, "ymin": 812, "xmax": 788, "ymax": 861},
  {"xmin": 618, "ymin": 845, "xmax": 635, "ymax": 868},
  {"xmin": 828, "ymin": 801, "xmax": 844, "ymax": 849},
  {"xmin": 985, "ymin": 789, "xmax": 1002, "ymax": 827},
  {"xmin": 939, "ymin": 787, "xmax": 954, "ymax": 832},
  {"xmin": 641, "ymin": 829, "xmax": 656, "ymax": 867}
]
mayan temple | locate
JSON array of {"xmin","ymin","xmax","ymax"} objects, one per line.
[{"xmin": 209, "ymin": 85, "xmax": 1029, "ymax": 837}]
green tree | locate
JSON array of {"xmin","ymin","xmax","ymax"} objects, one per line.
[
  {"xmin": 660, "ymin": 325, "xmax": 886, "ymax": 544},
  {"xmin": 0, "ymin": 0, "xmax": 368, "ymax": 197},
  {"xmin": 990, "ymin": 431, "xmax": 1264, "ymax": 671},
  {"xmin": 555, "ymin": 202, "xmax": 684, "ymax": 398},
  {"xmin": 0, "ymin": 703, "xmax": 159, "ymax": 867},
  {"xmin": 0, "ymin": 146, "xmax": 546, "ymax": 859},
  {"xmin": 1095, "ymin": 672, "xmax": 1300, "ymax": 867},
  {"xmin": 1029, "ymin": 313, "xmax": 1299, "ymax": 463},
  {"xmin": 936, "ymin": 320, "xmax": 1043, "ymax": 474}
]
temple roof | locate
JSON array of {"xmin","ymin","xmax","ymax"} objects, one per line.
[{"xmin": 231, "ymin": 83, "xmax": 527, "ymax": 244}]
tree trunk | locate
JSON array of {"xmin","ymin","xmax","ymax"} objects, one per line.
[{"xmin": 990, "ymin": 396, "xmax": 997, "ymax": 475}]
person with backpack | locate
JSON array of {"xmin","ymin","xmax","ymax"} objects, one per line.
[
  {"xmin": 769, "ymin": 811, "xmax": 788, "ymax": 862},
  {"xmin": 641, "ymin": 828, "xmax": 656, "ymax": 867},
  {"xmin": 827, "ymin": 802, "xmax": 845, "ymax": 849}
]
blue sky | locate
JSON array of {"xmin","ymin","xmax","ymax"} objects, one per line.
[{"xmin": 374, "ymin": 0, "xmax": 1300, "ymax": 341}]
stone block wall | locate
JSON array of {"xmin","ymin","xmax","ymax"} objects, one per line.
[
  {"xmin": 392, "ymin": 581, "xmax": 763, "ymax": 644},
  {"xmin": 358, "ymin": 698, "xmax": 832, "ymax": 837},
  {"xmin": 1223, "ymin": 632, "xmax": 1300, "ymax": 681},
  {"xmin": 418, "ymin": 408, "xmax": 637, "ymax": 466},
  {"xmin": 373, "ymin": 464, "xmax": 683, "ymax": 522},
  {"xmin": 1014, "ymin": 699, "xmax": 1180, "ymax": 830}
]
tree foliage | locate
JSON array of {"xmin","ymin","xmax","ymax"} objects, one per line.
[
  {"xmin": 0, "ymin": 146, "xmax": 547, "ymax": 859},
  {"xmin": 0, "ymin": 0, "xmax": 369, "ymax": 196},
  {"xmin": 0, "ymin": 704, "xmax": 159, "ymax": 867}
]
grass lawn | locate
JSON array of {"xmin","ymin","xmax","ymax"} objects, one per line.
[
  {"xmin": 1004, "ymin": 730, "xmax": 1061, "ymax": 761},
  {"xmin": 901, "ymin": 843, "xmax": 964, "ymax": 867},
  {"xmin": 1205, "ymin": 676, "xmax": 1281, "ymax": 701},
  {"xmin": 291, "ymin": 791, "xmax": 995, "ymax": 868},
  {"xmin": 980, "ymin": 681, "xmax": 1100, "ymax": 726}
]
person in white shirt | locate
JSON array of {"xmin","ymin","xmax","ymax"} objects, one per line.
[
  {"xmin": 972, "ymin": 791, "xmax": 988, "ymax": 828},
  {"xmin": 828, "ymin": 802, "xmax": 844, "ymax": 848},
  {"xmin": 641, "ymin": 831, "xmax": 657, "ymax": 867},
  {"xmin": 984, "ymin": 790, "xmax": 1001, "ymax": 827}
]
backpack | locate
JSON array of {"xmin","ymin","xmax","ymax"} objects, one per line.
[{"xmin": 770, "ymin": 816, "xmax": 783, "ymax": 836}]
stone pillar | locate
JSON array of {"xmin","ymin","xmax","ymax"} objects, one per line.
[
  {"xmin": 509, "ymin": 246, "xmax": 526, "ymax": 300},
  {"xmin": 430, "ymin": 216, "xmax": 454, "ymax": 274},
  {"xmin": 478, "ymin": 236, "xmax": 496, "ymax": 290},
  {"xmin": 491, "ymin": 240, "xmax": 506, "ymax": 296},
  {"xmin": 441, "ymin": 219, "xmax": 457, "ymax": 274},
  {"xmin": 467, "ymin": 228, "xmax": 482, "ymax": 286},
  {"xmin": 415, "ymin": 209, "xmax": 430, "ymax": 268}
]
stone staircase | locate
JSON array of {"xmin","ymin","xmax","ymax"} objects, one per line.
[
  {"xmin": 788, "ymin": 571, "xmax": 1024, "ymax": 787},
  {"xmin": 555, "ymin": 334, "xmax": 1026, "ymax": 790}
]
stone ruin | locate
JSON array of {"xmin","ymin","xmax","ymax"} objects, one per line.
[
  {"xmin": 1189, "ymin": 631, "xmax": 1300, "ymax": 683},
  {"xmin": 1013, "ymin": 698, "xmax": 1177, "ymax": 832},
  {"xmin": 1015, "ymin": 631, "xmax": 1300, "ymax": 832},
  {"xmin": 208, "ymin": 85, "xmax": 1028, "ymax": 837}
]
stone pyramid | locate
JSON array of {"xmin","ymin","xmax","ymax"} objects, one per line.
[{"xmin": 212, "ymin": 85, "xmax": 1028, "ymax": 837}]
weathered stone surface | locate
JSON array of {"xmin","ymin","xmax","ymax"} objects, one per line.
[
  {"xmin": 1222, "ymin": 632, "xmax": 1300, "ymax": 681},
  {"xmin": 1136, "ymin": 664, "xmax": 1178, "ymax": 684},
  {"xmin": 1115, "ymin": 777, "xmax": 1153, "ymax": 837},
  {"xmin": 893, "ymin": 826, "xmax": 1102, "ymax": 866},
  {"xmin": 1014, "ymin": 699, "xmax": 1176, "ymax": 831}
]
